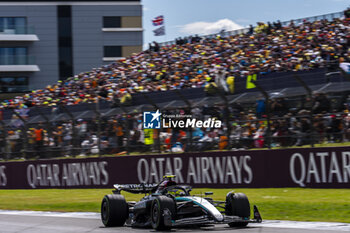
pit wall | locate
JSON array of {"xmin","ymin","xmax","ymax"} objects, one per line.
[{"xmin": 0, "ymin": 147, "xmax": 349, "ymax": 189}]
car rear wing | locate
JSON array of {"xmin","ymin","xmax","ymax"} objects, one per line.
[{"xmin": 113, "ymin": 184, "xmax": 158, "ymax": 194}]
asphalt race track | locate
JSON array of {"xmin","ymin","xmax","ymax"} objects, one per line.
[{"xmin": 0, "ymin": 211, "xmax": 349, "ymax": 233}]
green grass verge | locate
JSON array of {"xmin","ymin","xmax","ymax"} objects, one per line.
[{"xmin": 0, "ymin": 188, "xmax": 349, "ymax": 223}]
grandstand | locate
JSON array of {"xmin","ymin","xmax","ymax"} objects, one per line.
[{"xmin": 0, "ymin": 10, "xmax": 349, "ymax": 160}]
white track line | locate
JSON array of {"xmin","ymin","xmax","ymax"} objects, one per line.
[
  {"xmin": 0, "ymin": 210, "xmax": 100, "ymax": 219},
  {"xmin": 0, "ymin": 210, "xmax": 349, "ymax": 231},
  {"xmin": 253, "ymin": 220, "xmax": 350, "ymax": 232}
]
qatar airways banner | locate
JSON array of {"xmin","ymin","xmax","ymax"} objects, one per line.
[{"xmin": 0, "ymin": 147, "xmax": 350, "ymax": 189}]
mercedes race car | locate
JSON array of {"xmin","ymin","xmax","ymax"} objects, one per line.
[{"xmin": 101, "ymin": 175, "xmax": 262, "ymax": 230}]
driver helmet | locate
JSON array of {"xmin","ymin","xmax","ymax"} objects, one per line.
[{"xmin": 157, "ymin": 177, "xmax": 177, "ymax": 192}]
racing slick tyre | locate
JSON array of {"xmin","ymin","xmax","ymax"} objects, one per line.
[
  {"xmin": 101, "ymin": 194, "xmax": 129, "ymax": 227},
  {"xmin": 151, "ymin": 196, "xmax": 176, "ymax": 231},
  {"xmin": 225, "ymin": 192, "xmax": 250, "ymax": 227}
]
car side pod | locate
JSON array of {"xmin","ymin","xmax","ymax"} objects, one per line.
[{"xmin": 253, "ymin": 205, "xmax": 262, "ymax": 223}]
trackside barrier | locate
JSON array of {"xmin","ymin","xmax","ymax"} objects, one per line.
[{"xmin": 0, "ymin": 147, "xmax": 349, "ymax": 189}]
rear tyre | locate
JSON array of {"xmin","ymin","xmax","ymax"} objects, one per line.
[
  {"xmin": 101, "ymin": 194, "xmax": 128, "ymax": 227},
  {"xmin": 151, "ymin": 196, "xmax": 176, "ymax": 231},
  {"xmin": 225, "ymin": 192, "xmax": 250, "ymax": 227}
]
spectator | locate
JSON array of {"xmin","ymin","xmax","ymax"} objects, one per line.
[
  {"xmin": 256, "ymin": 98, "xmax": 266, "ymax": 119},
  {"xmin": 34, "ymin": 125, "xmax": 44, "ymax": 156},
  {"xmin": 248, "ymin": 24, "xmax": 254, "ymax": 35},
  {"xmin": 313, "ymin": 93, "xmax": 331, "ymax": 113},
  {"xmin": 271, "ymin": 97, "xmax": 288, "ymax": 116},
  {"xmin": 344, "ymin": 7, "xmax": 350, "ymax": 18}
]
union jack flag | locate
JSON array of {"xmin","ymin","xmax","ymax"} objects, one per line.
[{"xmin": 152, "ymin": 15, "xmax": 164, "ymax": 26}]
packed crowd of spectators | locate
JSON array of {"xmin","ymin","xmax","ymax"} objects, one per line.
[
  {"xmin": 0, "ymin": 14, "xmax": 349, "ymax": 109},
  {"xmin": 1, "ymin": 91, "xmax": 350, "ymax": 159}
]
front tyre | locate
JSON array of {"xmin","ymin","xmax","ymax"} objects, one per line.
[
  {"xmin": 101, "ymin": 194, "xmax": 128, "ymax": 227},
  {"xmin": 151, "ymin": 196, "xmax": 175, "ymax": 231},
  {"xmin": 225, "ymin": 192, "xmax": 250, "ymax": 227}
]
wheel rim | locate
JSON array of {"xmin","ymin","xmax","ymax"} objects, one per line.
[
  {"xmin": 102, "ymin": 200, "xmax": 108, "ymax": 221},
  {"xmin": 152, "ymin": 202, "xmax": 159, "ymax": 224}
]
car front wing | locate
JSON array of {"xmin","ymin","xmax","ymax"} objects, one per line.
[{"xmin": 167, "ymin": 205, "xmax": 262, "ymax": 227}]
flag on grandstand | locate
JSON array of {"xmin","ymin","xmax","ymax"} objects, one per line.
[
  {"xmin": 246, "ymin": 74, "xmax": 257, "ymax": 89},
  {"xmin": 340, "ymin": 62, "xmax": 350, "ymax": 74},
  {"xmin": 153, "ymin": 26, "xmax": 165, "ymax": 36},
  {"xmin": 152, "ymin": 15, "xmax": 164, "ymax": 26}
]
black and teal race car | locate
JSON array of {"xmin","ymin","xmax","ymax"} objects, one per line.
[{"xmin": 101, "ymin": 175, "xmax": 262, "ymax": 230}]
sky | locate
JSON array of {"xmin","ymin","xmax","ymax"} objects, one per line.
[{"xmin": 142, "ymin": 0, "xmax": 349, "ymax": 48}]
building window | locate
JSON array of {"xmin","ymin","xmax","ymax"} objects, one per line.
[
  {"xmin": 0, "ymin": 47, "xmax": 28, "ymax": 65},
  {"xmin": 57, "ymin": 5, "xmax": 73, "ymax": 80},
  {"xmin": 0, "ymin": 76, "xmax": 28, "ymax": 93},
  {"xmin": 0, "ymin": 47, "xmax": 27, "ymax": 56},
  {"xmin": 103, "ymin": 17, "xmax": 121, "ymax": 28},
  {"xmin": 0, "ymin": 17, "xmax": 26, "ymax": 34},
  {"xmin": 104, "ymin": 46, "xmax": 121, "ymax": 57}
]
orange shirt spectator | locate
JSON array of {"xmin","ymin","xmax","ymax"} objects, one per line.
[{"xmin": 35, "ymin": 128, "xmax": 44, "ymax": 141}]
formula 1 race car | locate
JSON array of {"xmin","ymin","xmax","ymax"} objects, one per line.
[{"xmin": 101, "ymin": 175, "xmax": 262, "ymax": 230}]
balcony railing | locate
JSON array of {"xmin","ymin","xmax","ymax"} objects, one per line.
[
  {"xmin": 0, "ymin": 26, "xmax": 35, "ymax": 35},
  {"xmin": 0, "ymin": 55, "xmax": 36, "ymax": 65},
  {"xmin": 0, "ymin": 85, "xmax": 28, "ymax": 93}
]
